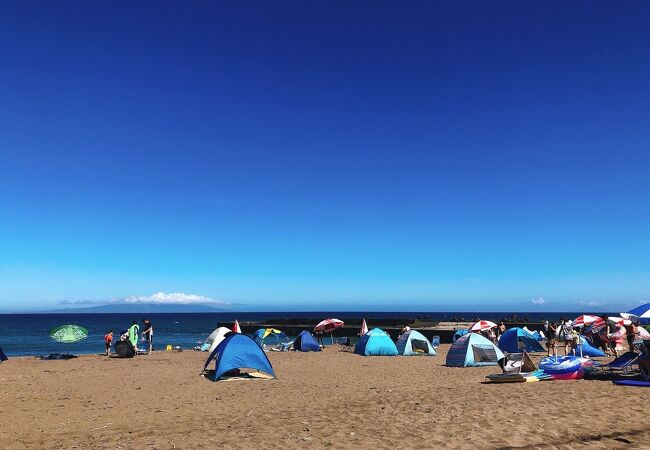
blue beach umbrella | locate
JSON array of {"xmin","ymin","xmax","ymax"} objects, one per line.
[{"xmin": 622, "ymin": 303, "xmax": 650, "ymax": 325}]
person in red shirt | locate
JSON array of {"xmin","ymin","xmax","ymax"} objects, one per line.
[{"xmin": 104, "ymin": 330, "xmax": 113, "ymax": 356}]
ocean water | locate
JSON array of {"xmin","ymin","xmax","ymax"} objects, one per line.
[{"xmin": 0, "ymin": 311, "xmax": 585, "ymax": 357}]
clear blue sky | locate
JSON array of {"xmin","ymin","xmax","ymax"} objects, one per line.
[{"xmin": 1, "ymin": 2, "xmax": 649, "ymax": 312}]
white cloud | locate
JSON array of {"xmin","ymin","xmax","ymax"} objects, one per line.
[
  {"xmin": 579, "ymin": 300, "xmax": 602, "ymax": 307},
  {"xmin": 61, "ymin": 291, "xmax": 228, "ymax": 306},
  {"xmin": 122, "ymin": 292, "xmax": 216, "ymax": 305},
  {"xmin": 531, "ymin": 297, "xmax": 545, "ymax": 305}
]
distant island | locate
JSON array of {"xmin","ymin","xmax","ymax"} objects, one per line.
[{"xmin": 42, "ymin": 303, "xmax": 228, "ymax": 314}]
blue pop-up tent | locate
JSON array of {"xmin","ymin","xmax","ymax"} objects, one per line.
[
  {"xmin": 453, "ymin": 329, "xmax": 469, "ymax": 343},
  {"xmin": 0, "ymin": 345, "xmax": 7, "ymax": 362},
  {"xmin": 354, "ymin": 328, "xmax": 398, "ymax": 356},
  {"xmin": 498, "ymin": 328, "xmax": 545, "ymax": 353},
  {"xmin": 293, "ymin": 330, "xmax": 321, "ymax": 352},
  {"xmin": 253, "ymin": 328, "xmax": 291, "ymax": 347},
  {"xmin": 396, "ymin": 330, "xmax": 437, "ymax": 356},
  {"xmin": 203, "ymin": 334, "xmax": 275, "ymax": 381},
  {"xmin": 446, "ymin": 333, "xmax": 504, "ymax": 367}
]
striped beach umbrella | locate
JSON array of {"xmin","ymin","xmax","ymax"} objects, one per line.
[
  {"xmin": 608, "ymin": 316, "xmax": 630, "ymax": 325},
  {"xmin": 572, "ymin": 315, "xmax": 601, "ymax": 327},
  {"xmin": 314, "ymin": 318, "xmax": 344, "ymax": 333},
  {"xmin": 590, "ymin": 316, "xmax": 627, "ymax": 333},
  {"xmin": 50, "ymin": 324, "xmax": 88, "ymax": 343},
  {"xmin": 315, "ymin": 318, "xmax": 344, "ymax": 345},
  {"xmin": 586, "ymin": 318, "xmax": 605, "ymax": 334},
  {"xmin": 469, "ymin": 320, "xmax": 497, "ymax": 332},
  {"xmin": 232, "ymin": 320, "xmax": 241, "ymax": 333}
]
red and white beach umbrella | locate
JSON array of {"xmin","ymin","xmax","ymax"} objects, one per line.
[
  {"xmin": 314, "ymin": 318, "xmax": 344, "ymax": 345},
  {"xmin": 314, "ymin": 318, "xmax": 344, "ymax": 332},
  {"xmin": 469, "ymin": 320, "xmax": 497, "ymax": 332},
  {"xmin": 572, "ymin": 315, "xmax": 601, "ymax": 327},
  {"xmin": 590, "ymin": 316, "xmax": 626, "ymax": 332},
  {"xmin": 360, "ymin": 318, "xmax": 369, "ymax": 336},
  {"xmin": 588, "ymin": 317, "xmax": 606, "ymax": 332},
  {"xmin": 232, "ymin": 319, "xmax": 241, "ymax": 334}
]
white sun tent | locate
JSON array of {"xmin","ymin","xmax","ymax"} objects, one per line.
[
  {"xmin": 396, "ymin": 330, "xmax": 437, "ymax": 356},
  {"xmin": 201, "ymin": 327, "xmax": 232, "ymax": 353}
]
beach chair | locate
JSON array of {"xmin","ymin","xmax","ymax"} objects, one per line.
[
  {"xmin": 270, "ymin": 341, "xmax": 294, "ymax": 352},
  {"xmin": 431, "ymin": 336, "xmax": 440, "ymax": 348},
  {"xmin": 497, "ymin": 351, "xmax": 537, "ymax": 374},
  {"xmin": 280, "ymin": 341, "xmax": 293, "ymax": 352},
  {"xmin": 607, "ymin": 351, "xmax": 640, "ymax": 376}
]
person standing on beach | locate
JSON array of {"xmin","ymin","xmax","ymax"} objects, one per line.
[
  {"xmin": 398, "ymin": 325, "xmax": 411, "ymax": 339},
  {"xmin": 603, "ymin": 316, "xmax": 623, "ymax": 358},
  {"xmin": 104, "ymin": 330, "xmax": 113, "ymax": 356},
  {"xmin": 128, "ymin": 320, "xmax": 140, "ymax": 352},
  {"xmin": 488, "ymin": 327, "xmax": 497, "ymax": 344},
  {"xmin": 625, "ymin": 322, "xmax": 637, "ymax": 352},
  {"xmin": 492, "ymin": 321, "xmax": 506, "ymax": 345},
  {"xmin": 316, "ymin": 330, "xmax": 325, "ymax": 347},
  {"xmin": 496, "ymin": 322, "xmax": 506, "ymax": 341},
  {"xmin": 560, "ymin": 319, "xmax": 573, "ymax": 355},
  {"xmin": 142, "ymin": 318, "xmax": 153, "ymax": 352},
  {"xmin": 545, "ymin": 321, "xmax": 557, "ymax": 356}
]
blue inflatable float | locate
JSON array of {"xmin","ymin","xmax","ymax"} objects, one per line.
[
  {"xmin": 575, "ymin": 336, "xmax": 606, "ymax": 358},
  {"xmin": 539, "ymin": 356, "xmax": 582, "ymax": 375}
]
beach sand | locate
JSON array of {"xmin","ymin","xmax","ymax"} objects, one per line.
[{"xmin": 0, "ymin": 345, "xmax": 648, "ymax": 449}]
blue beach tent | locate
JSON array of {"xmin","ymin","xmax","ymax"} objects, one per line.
[
  {"xmin": 202, "ymin": 334, "xmax": 275, "ymax": 381},
  {"xmin": 396, "ymin": 330, "xmax": 437, "ymax": 356},
  {"xmin": 0, "ymin": 345, "xmax": 7, "ymax": 362},
  {"xmin": 446, "ymin": 333, "xmax": 504, "ymax": 367},
  {"xmin": 293, "ymin": 330, "xmax": 321, "ymax": 352},
  {"xmin": 354, "ymin": 328, "xmax": 398, "ymax": 356},
  {"xmin": 253, "ymin": 328, "xmax": 291, "ymax": 347},
  {"xmin": 498, "ymin": 328, "xmax": 545, "ymax": 353},
  {"xmin": 453, "ymin": 329, "xmax": 469, "ymax": 343}
]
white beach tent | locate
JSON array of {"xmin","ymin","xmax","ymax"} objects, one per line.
[{"xmin": 201, "ymin": 327, "xmax": 232, "ymax": 353}]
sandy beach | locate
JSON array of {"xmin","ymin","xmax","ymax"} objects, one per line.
[{"xmin": 0, "ymin": 345, "xmax": 648, "ymax": 449}]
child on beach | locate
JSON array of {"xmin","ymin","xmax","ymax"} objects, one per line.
[
  {"xmin": 570, "ymin": 329, "xmax": 581, "ymax": 356},
  {"xmin": 104, "ymin": 330, "xmax": 113, "ymax": 356}
]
